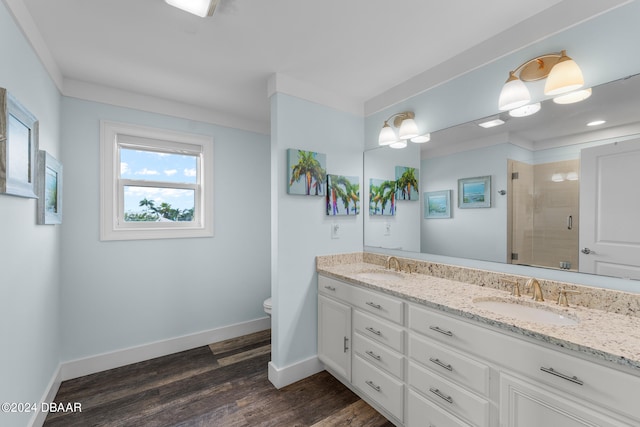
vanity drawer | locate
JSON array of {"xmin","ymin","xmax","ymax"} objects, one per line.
[
  {"xmin": 409, "ymin": 303, "xmax": 491, "ymax": 354},
  {"xmin": 408, "ymin": 389, "xmax": 471, "ymax": 427},
  {"xmin": 353, "ymin": 355, "xmax": 404, "ymax": 422},
  {"xmin": 495, "ymin": 333, "xmax": 640, "ymax": 421},
  {"xmin": 409, "ymin": 362, "xmax": 490, "ymax": 427},
  {"xmin": 354, "ymin": 309, "xmax": 404, "ymax": 353},
  {"xmin": 318, "ymin": 275, "xmax": 353, "ymax": 303},
  {"xmin": 409, "ymin": 333, "xmax": 489, "ymax": 396},
  {"xmin": 354, "ymin": 331, "xmax": 404, "ymax": 380},
  {"xmin": 351, "ymin": 285, "xmax": 404, "ymax": 324}
]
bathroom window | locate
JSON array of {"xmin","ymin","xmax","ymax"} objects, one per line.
[{"xmin": 100, "ymin": 121, "xmax": 214, "ymax": 240}]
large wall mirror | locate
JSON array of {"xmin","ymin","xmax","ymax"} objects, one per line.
[{"xmin": 364, "ymin": 72, "xmax": 640, "ymax": 283}]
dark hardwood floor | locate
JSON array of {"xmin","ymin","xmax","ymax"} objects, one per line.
[{"xmin": 44, "ymin": 330, "xmax": 394, "ymax": 426}]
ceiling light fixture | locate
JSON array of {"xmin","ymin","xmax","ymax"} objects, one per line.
[
  {"xmin": 378, "ymin": 111, "xmax": 422, "ymax": 147},
  {"xmin": 478, "ymin": 118, "xmax": 505, "ymax": 129},
  {"xmin": 165, "ymin": 0, "xmax": 219, "ymax": 17},
  {"xmin": 498, "ymin": 50, "xmax": 585, "ymax": 111}
]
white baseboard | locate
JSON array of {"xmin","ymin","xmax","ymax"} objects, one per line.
[
  {"xmin": 60, "ymin": 317, "xmax": 271, "ymax": 381},
  {"xmin": 28, "ymin": 365, "xmax": 62, "ymax": 427},
  {"xmin": 268, "ymin": 356, "xmax": 324, "ymax": 389}
]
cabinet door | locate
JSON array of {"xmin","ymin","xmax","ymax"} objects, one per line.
[
  {"xmin": 500, "ymin": 373, "xmax": 627, "ymax": 427},
  {"xmin": 318, "ymin": 295, "xmax": 351, "ymax": 380}
]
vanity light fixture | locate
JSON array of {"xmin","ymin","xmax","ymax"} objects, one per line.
[
  {"xmin": 165, "ymin": 0, "xmax": 219, "ymax": 17},
  {"xmin": 378, "ymin": 111, "xmax": 426, "ymax": 148},
  {"xmin": 498, "ymin": 50, "xmax": 585, "ymax": 111}
]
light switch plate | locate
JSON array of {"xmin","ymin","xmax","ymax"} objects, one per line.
[
  {"xmin": 331, "ymin": 222, "xmax": 340, "ymax": 239},
  {"xmin": 384, "ymin": 222, "xmax": 391, "ymax": 236}
]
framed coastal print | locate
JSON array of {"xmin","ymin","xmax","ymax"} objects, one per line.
[
  {"xmin": 327, "ymin": 174, "xmax": 360, "ymax": 215},
  {"xmin": 369, "ymin": 178, "xmax": 396, "ymax": 216},
  {"xmin": 0, "ymin": 88, "xmax": 39, "ymax": 198},
  {"xmin": 458, "ymin": 175, "xmax": 491, "ymax": 208},
  {"xmin": 425, "ymin": 190, "xmax": 451, "ymax": 218},
  {"xmin": 395, "ymin": 166, "xmax": 419, "ymax": 201},
  {"xmin": 36, "ymin": 151, "xmax": 63, "ymax": 225},
  {"xmin": 287, "ymin": 149, "xmax": 326, "ymax": 196}
]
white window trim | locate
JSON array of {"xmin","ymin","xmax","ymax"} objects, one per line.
[{"xmin": 100, "ymin": 120, "xmax": 214, "ymax": 241}]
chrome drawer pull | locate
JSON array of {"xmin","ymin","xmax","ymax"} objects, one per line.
[
  {"xmin": 366, "ymin": 301, "xmax": 383, "ymax": 310},
  {"xmin": 366, "ymin": 350, "xmax": 381, "ymax": 361},
  {"xmin": 429, "ymin": 357, "xmax": 453, "ymax": 371},
  {"xmin": 540, "ymin": 367, "xmax": 584, "ymax": 385},
  {"xmin": 366, "ymin": 380, "xmax": 381, "ymax": 392},
  {"xmin": 429, "ymin": 387, "xmax": 453, "ymax": 404},
  {"xmin": 429, "ymin": 325, "xmax": 453, "ymax": 337},
  {"xmin": 343, "ymin": 337, "xmax": 349, "ymax": 353},
  {"xmin": 324, "ymin": 285, "xmax": 336, "ymax": 291},
  {"xmin": 365, "ymin": 326, "xmax": 382, "ymax": 336}
]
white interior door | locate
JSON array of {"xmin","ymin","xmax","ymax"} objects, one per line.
[{"xmin": 580, "ymin": 140, "xmax": 640, "ymax": 279}]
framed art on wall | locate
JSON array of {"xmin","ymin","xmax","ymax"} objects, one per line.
[
  {"xmin": 425, "ymin": 190, "xmax": 451, "ymax": 218},
  {"xmin": 327, "ymin": 174, "xmax": 360, "ymax": 215},
  {"xmin": 458, "ymin": 175, "xmax": 491, "ymax": 208},
  {"xmin": 0, "ymin": 88, "xmax": 39, "ymax": 199},
  {"xmin": 36, "ymin": 150, "xmax": 63, "ymax": 225},
  {"xmin": 286, "ymin": 149, "xmax": 327, "ymax": 196}
]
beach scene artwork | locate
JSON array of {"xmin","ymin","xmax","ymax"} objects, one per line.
[
  {"xmin": 326, "ymin": 174, "xmax": 360, "ymax": 215},
  {"xmin": 425, "ymin": 190, "xmax": 451, "ymax": 218},
  {"xmin": 395, "ymin": 166, "xmax": 419, "ymax": 201},
  {"xmin": 369, "ymin": 178, "xmax": 396, "ymax": 216},
  {"xmin": 287, "ymin": 149, "xmax": 327, "ymax": 196},
  {"xmin": 458, "ymin": 176, "xmax": 491, "ymax": 208}
]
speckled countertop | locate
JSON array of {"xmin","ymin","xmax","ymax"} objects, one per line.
[{"xmin": 317, "ymin": 255, "xmax": 640, "ymax": 373}]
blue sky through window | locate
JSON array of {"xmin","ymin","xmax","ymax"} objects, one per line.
[{"xmin": 120, "ymin": 148, "xmax": 197, "ymax": 212}]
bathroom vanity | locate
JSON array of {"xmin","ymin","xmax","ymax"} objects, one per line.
[{"xmin": 316, "ymin": 253, "xmax": 640, "ymax": 427}]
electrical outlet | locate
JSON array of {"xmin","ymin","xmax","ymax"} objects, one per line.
[{"xmin": 384, "ymin": 222, "xmax": 391, "ymax": 236}]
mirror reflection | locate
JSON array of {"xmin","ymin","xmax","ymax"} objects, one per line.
[{"xmin": 364, "ymin": 73, "xmax": 640, "ymax": 281}]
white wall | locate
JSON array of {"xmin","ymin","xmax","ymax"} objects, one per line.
[
  {"xmin": 0, "ymin": 2, "xmax": 62, "ymax": 427},
  {"xmin": 269, "ymin": 92, "xmax": 363, "ymax": 385},
  {"xmin": 59, "ymin": 97, "xmax": 271, "ymax": 362}
]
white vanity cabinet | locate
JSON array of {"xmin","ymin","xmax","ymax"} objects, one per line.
[{"xmin": 318, "ymin": 273, "xmax": 640, "ymax": 427}]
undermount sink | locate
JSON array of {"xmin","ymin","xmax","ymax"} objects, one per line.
[
  {"xmin": 473, "ymin": 298, "xmax": 579, "ymax": 326},
  {"xmin": 354, "ymin": 270, "xmax": 404, "ymax": 281}
]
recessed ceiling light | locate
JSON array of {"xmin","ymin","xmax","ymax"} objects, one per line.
[
  {"xmin": 509, "ymin": 102, "xmax": 541, "ymax": 118},
  {"xmin": 587, "ymin": 120, "xmax": 606, "ymax": 126},
  {"xmin": 478, "ymin": 119, "xmax": 505, "ymax": 129}
]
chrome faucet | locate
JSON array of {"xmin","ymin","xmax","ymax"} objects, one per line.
[
  {"xmin": 525, "ymin": 278, "xmax": 544, "ymax": 302},
  {"xmin": 386, "ymin": 256, "xmax": 401, "ymax": 272}
]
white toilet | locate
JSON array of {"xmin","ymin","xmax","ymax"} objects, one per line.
[{"xmin": 263, "ymin": 297, "xmax": 272, "ymax": 316}]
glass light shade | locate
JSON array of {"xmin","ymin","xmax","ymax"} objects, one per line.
[
  {"xmin": 553, "ymin": 88, "xmax": 592, "ymax": 104},
  {"xmin": 411, "ymin": 133, "xmax": 431, "ymax": 143},
  {"xmin": 165, "ymin": 0, "xmax": 215, "ymax": 17},
  {"xmin": 551, "ymin": 173, "xmax": 565, "ymax": 182},
  {"xmin": 544, "ymin": 53, "xmax": 584, "ymax": 96},
  {"xmin": 378, "ymin": 123, "xmax": 397, "ymax": 146},
  {"xmin": 398, "ymin": 118, "xmax": 419, "ymax": 140},
  {"xmin": 389, "ymin": 140, "xmax": 407, "ymax": 149},
  {"xmin": 508, "ymin": 102, "xmax": 541, "ymax": 118},
  {"xmin": 498, "ymin": 74, "xmax": 531, "ymax": 111}
]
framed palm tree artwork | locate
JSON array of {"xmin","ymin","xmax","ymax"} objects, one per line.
[
  {"xmin": 395, "ymin": 166, "xmax": 419, "ymax": 201},
  {"xmin": 369, "ymin": 178, "xmax": 396, "ymax": 216},
  {"xmin": 287, "ymin": 149, "xmax": 327, "ymax": 196},
  {"xmin": 326, "ymin": 174, "xmax": 360, "ymax": 215}
]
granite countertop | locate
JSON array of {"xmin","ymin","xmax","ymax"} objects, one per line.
[{"xmin": 317, "ymin": 261, "xmax": 640, "ymax": 373}]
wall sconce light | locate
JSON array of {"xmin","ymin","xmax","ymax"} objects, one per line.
[
  {"xmin": 165, "ymin": 0, "xmax": 219, "ymax": 17},
  {"xmin": 378, "ymin": 111, "xmax": 429, "ymax": 149},
  {"xmin": 498, "ymin": 50, "xmax": 588, "ymax": 112}
]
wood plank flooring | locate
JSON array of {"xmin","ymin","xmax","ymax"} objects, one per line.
[{"xmin": 44, "ymin": 330, "xmax": 394, "ymax": 426}]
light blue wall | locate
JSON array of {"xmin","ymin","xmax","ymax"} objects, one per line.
[
  {"xmin": 60, "ymin": 97, "xmax": 271, "ymax": 361},
  {"xmin": 270, "ymin": 93, "xmax": 363, "ymax": 370},
  {"xmin": 421, "ymin": 143, "xmax": 530, "ymax": 261},
  {"xmin": 364, "ymin": 1, "xmax": 640, "ymax": 149},
  {"xmin": 0, "ymin": 2, "xmax": 62, "ymax": 427}
]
